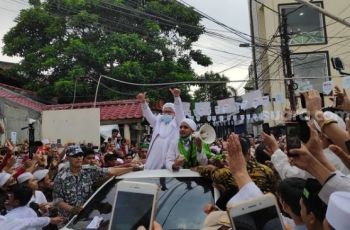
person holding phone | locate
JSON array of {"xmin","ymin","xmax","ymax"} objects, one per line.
[
  {"xmin": 165, "ymin": 118, "xmax": 209, "ymax": 171},
  {"xmin": 136, "ymin": 88, "xmax": 185, "ymax": 170}
]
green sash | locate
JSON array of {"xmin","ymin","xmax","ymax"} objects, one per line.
[{"xmin": 178, "ymin": 138, "xmax": 210, "ymax": 168}]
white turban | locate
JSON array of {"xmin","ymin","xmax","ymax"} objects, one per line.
[
  {"xmin": 181, "ymin": 118, "xmax": 197, "ymax": 131},
  {"xmin": 33, "ymin": 169, "xmax": 49, "ymax": 182},
  {"xmin": 326, "ymin": 191, "xmax": 350, "ymax": 230},
  {"xmin": 0, "ymin": 172, "xmax": 11, "ymax": 187},
  {"xmin": 17, "ymin": 172, "xmax": 34, "ymax": 184},
  {"xmin": 162, "ymin": 103, "xmax": 175, "ymax": 112}
]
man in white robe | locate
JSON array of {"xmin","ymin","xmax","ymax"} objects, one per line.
[
  {"xmin": 165, "ymin": 118, "xmax": 208, "ymax": 171},
  {"xmin": 137, "ymin": 88, "xmax": 185, "ymax": 169}
]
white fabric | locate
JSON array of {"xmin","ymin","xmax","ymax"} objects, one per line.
[
  {"xmin": 143, "ymin": 97, "xmax": 185, "ymax": 169},
  {"xmin": 313, "ymin": 111, "xmax": 346, "ymax": 133},
  {"xmin": 0, "ymin": 172, "xmax": 11, "ymax": 187},
  {"xmin": 326, "ymin": 191, "xmax": 350, "ymax": 230},
  {"xmin": 319, "ymin": 172, "xmax": 350, "ymax": 204},
  {"xmin": 33, "ymin": 169, "xmax": 49, "ymax": 182},
  {"xmin": 271, "ymin": 148, "xmax": 348, "ymax": 180},
  {"xmin": 28, "ymin": 190, "xmax": 48, "ymax": 206},
  {"xmin": 181, "ymin": 118, "xmax": 197, "ymax": 131},
  {"xmin": 271, "ymin": 149, "xmax": 310, "ymax": 180},
  {"xmin": 227, "ymin": 182, "xmax": 263, "ymax": 207},
  {"xmin": 5, "ymin": 206, "xmax": 38, "ymax": 230},
  {"xmin": 165, "ymin": 138, "xmax": 208, "ymax": 171},
  {"xmin": 162, "ymin": 102, "xmax": 175, "ymax": 112},
  {"xmin": 17, "ymin": 172, "xmax": 33, "ymax": 184},
  {"xmin": 0, "ymin": 215, "xmax": 50, "ymax": 230},
  {"xmin": 323, "ymin": 148, "xmax": 349, "ymax": 175}
]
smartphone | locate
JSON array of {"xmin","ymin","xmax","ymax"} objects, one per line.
[
  {"xmin": 227, "ymin": 194, "xmax": 285, "ymax": 230},
  {"xmin": 109, "ymin": 181, "xmax": 159, "ymax": 230},
  {"xmin": 300, "ymin": 94, "xmax": 306, "ymax": 108},
  {"xmin": 262, "ymin": 123, "xmax": 271, "ymax": 135},
  {"xmin": 57, "ymin": 139, "xmax": 62, "ymax": 148},
  {"xmin": 286, "ymin": 122, "xmax": 301, "ymax": 151}
]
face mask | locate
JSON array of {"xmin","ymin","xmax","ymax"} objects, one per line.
[{"xmin": 161, "ymin": 114, "xmax": 173, "ymax": 124}]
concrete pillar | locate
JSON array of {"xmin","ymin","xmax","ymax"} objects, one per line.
[{"xmin": 124, "ymin": 124, "xmax": 130, "ymax": 141}]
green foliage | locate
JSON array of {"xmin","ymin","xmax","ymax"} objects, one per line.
[
  {"xmin": 2, "ymin": 0, "xmax": 211, "ymax": 103},
  {"xmin": 193, "ymin": 72, "xmax": 237, "ymax": 102}
]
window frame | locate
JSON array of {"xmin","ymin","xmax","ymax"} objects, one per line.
[
  {"xmin": 288, "ymin": 51, "xmax": 331, "ymax": 96},
  {"xmin": 278, "ymin": 1, "xmax": 328, "ymax": 46}
]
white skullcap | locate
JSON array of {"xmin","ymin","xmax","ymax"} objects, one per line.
[
  {"xmin": 326, "ymin": 191, "xmax": 350, "ymax": 230},
  {"xmin": 162, "ymin": 103, "xmax": 175, "ymax": 112},
  {"xmin": 33, "ymin": 169, "xmax": 49, "ymax": 182},
  {"xmin": 17, "ymin": 172, "xmax": 34, "ymax": 184},
  {"xmin": 181, "ymin": 118, "xmax": 197, "ymax": 131},
  {"xmin": 313, "ymin": 111, "xmax": 346, "ymax": 133},
  {"xmin": 0, "ymin": 172, "xmax": 11, "ymax": 187}
]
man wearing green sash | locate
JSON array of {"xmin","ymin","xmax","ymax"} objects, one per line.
[{"xmin": 165, "ymin": 118, "xmax": 209, "ymax": 171}]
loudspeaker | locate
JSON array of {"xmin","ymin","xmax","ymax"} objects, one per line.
[{"xmin": 196, "ymin": 124, "xmax": 216, "ymax": 144}]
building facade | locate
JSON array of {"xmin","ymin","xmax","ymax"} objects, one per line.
[{"xmin": 250, "ymin": 0, "xmax": 350, "ymax": 124}]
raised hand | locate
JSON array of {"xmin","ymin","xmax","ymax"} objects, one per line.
[
  {"xmin": 226, "ymin": 133, "xmax": 246, "ymax": 175},
  {"xmin": 303, "ymin": 90, "xmax": 322, "ymax": 118},
  {"xmin": 333, "ymin": 86, "xmax": 350, "ymax": 111},
  {"xmin": 169, "ymin": 88, "xmax": 181, "ymax": 97},
  {"xmin": 261, "ymin": 132, "xmax": 279, "ymax": 156},
  {"xmin": 329, "ymin": 144, "xmax": 350, "ymax": 171},
  {"xmin": 136, "ymin": 92, "xmax": 147, "ymax": 103}
]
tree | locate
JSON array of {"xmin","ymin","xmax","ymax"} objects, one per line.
[
  {"xmin": 193, "ymin": 72, "xmax": 237, "ymax": 102},
  {"xmin": 2, "ymin": 0, "xmax": 212, "ymax": 103}
]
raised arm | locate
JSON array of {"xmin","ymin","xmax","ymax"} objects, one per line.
[
  {"xmin": 137, "ymin": 92, "xmax": 157, "ymax": 127},
  {"xmin": 170, "ymin": 88, "xmax": 185, "ymax": 126}
]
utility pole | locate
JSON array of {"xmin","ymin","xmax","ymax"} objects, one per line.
[
  {"xmin": 249, "ymin": 0, "xmax": 259, "ymax": 90},
  {"xmin": 281, "ymin": 9, "xmax": 296, "ymax": 111}
]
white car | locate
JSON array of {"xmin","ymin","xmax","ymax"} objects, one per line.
[{"xmin": 61, "ymin": 169, "xmax": 216, "ymax": 230}]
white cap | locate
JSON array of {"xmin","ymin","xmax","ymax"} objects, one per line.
[
  {"xmin": 181, "ymin": 118, "xmax": 197, "ymax": 131},
  {"xmin": 0, "ymin": 172, "xmax": 11, "ymax": 187},
  {"xmin": 42, "ymin": 139, "xmax": 50, "ymax": 145},
  {"xmin": 162, "ymin": 103, "xmax": 175, "ymax": 112},
  {"xmin": 326, "ymin": 191, "xmax": 350, "ymax": 230},
  {"xmin": 313, "ymin": 111, "xmax": 346, "ymax": 133},
  {"xmin": 17, "ymin": 172, "xmax": 34, "ymax": 184},
  {"xmin": 33, "ymin": 169, "xmax": 49, "ymax": 182}
]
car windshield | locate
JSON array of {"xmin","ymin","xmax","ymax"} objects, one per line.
[{"xmin": 66, "ymin": 176, "xmax": 214, "ymax": 230}]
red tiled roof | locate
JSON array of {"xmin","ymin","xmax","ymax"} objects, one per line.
[
  {"xmin": 44, "ymin": 100, "xmax": 143, "ymax": 121},
  {"xmin": 0, "ymin": 87, "xmax": 44, "ymax": 112}
]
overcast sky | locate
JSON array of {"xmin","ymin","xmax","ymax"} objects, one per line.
[{"xmin": 0, "ymin": 0, "xmax": 252, "ymax": 93}]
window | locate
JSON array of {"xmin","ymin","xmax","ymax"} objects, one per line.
[
  {"xmin": 291, "ymin": 52, "xmax": 329, "ymax": 93},
  {"xmin": 280, "ymin": 3, "xmax": 326, "ymax": 45},
  {"xmin": 67, "ymin": 177, "xmax": 214, "ymax": 230}
]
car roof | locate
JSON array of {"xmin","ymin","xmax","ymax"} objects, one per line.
[{"xmin": 117, "ymin": 169, "xmax": 201, "ymax": 179}]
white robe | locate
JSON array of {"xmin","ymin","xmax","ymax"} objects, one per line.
[
  {"xmin": 143, "ymin": 97, "xmax": 185, "ymax": 169},
  {"xmin": 5, "ymin": 206, "xmax": 39, "ymax": 230},
  {"xmin": 165, "ymin": 138, "xmax": 208, "ymax": 171},
  {"xmin": 0, "ymin": 215, "xmax": 50, "ymax": 230}
]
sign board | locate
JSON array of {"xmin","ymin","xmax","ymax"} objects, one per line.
[{"xmin": 42, "ymin": 108, "xmax": 100, "ymax": 146}]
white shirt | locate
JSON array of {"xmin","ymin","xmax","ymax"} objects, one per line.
[
  {"xmin": 28, "ymin": 190, "xmax": 47, "ymax": 206},
  {"xmin": 0, "ymin": 215, "xmax": 50, "ymax": 230},
  {"xmin": 271, "ymin": 148, "xmax": 349, "ymax": 180},
  {"xmin": 143, "ymin": 97, "xmax": 185, "ymax": 170},
  {"xmin": 5, "ymin": 206, "xmax": 39, "ymax": 230}
]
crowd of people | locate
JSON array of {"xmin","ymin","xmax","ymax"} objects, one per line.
[{"xmin": 0, "ymin": 87, "xmax": 350, "ymax": 230}]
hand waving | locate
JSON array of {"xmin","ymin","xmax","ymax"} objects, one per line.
[{"xmin": 136, "ymin": 92, "xmax": 147, "ymax": 103}]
